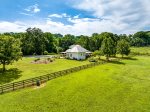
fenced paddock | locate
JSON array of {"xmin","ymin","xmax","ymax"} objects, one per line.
[{"xmin": 0, "ymin": 59, "xmax": 119, "ymax": 94}]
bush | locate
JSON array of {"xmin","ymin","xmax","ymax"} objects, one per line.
[
  {"xmin": 44, "ymin": 51, "xmax": 49, "ymax": 55},
  {"xmin": 47, "ymin": 58, "xmax": 55, "ymax": 62},
  {"xmin": 34, "ymin": 58, "xmax": 40, "ymax": 62},
  {"xmin": 48, "ymin": 53, "xmax": 57, "ymax": 55},
  {"xmin": 88, "ymin": 57, "xmax": 97, "ymax": 62}
]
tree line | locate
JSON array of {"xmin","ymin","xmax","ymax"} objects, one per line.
[
  {"xmin": 0, "ymin": 27, "xmax": 150, "ymax": 71},
  {"xmin": 0, "ymin": 28, "xmax": 150, "ymax": 56}
]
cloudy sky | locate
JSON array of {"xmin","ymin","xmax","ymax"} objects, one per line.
[{"xmin": 0, "ymin": 0, "xmax": 150, "ymax": 35}]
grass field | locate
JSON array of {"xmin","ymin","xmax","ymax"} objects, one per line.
[
  {"xmin": 0, "ymin": 57, "xmax": 90, "ymax": 84},
  {"xmin": 131, "ymin": 46, "xmax": 150, "ymax": 54},
  {"xmin": 0, "ymin": 56, "xmax": 150, "ymax": 112}
]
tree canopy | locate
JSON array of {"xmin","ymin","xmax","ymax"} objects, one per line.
[
  {"xmin": 0, "ymin": 35, "xmax": 22, "ymax": 71},
  {"xmin": 101, "ymin": 37, "xmax": 115, "ymax": 61},
  {"xmin": 117, "ymin": 39, "xmax": 130, "ymax": 57}
]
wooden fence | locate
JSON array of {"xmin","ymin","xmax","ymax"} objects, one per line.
[{"xmin": 0, "ymin": 59, "xmax": 119, "ymax": 94}]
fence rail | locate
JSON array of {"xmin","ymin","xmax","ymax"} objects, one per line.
[{"xmin": 0, "ymin": 59, "xmax": 119, "ymax": 94}]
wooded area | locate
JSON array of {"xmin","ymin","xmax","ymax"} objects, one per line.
[{"xmin": 0, "ymin": 28, "xmax": 150, "ymax": 55}]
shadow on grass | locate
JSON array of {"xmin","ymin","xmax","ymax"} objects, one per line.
[
  {"xmin": 108, "ymin": 60, "xmax": 125, "ymax": 65},
  {"xmin": 122, "ymin": 57, "xmax": 137, "ymax": 60},
  {"xmin": 0, "ymin": 68, "xmax": 22, "ymax": 85}
]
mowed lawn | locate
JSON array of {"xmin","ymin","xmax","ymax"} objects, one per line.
[
  {"xmin": 0, "ymin": 57, "xmax": 90, "ymax": 84},
  {"xmin": 0, "ymin": 56, "xmax": 150, "ymax": 112},
  {"xmin": 131, "ymin": 46, "xmax": 150, "ymax": 54}
]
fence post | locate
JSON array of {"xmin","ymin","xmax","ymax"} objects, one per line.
[
  {"xmin": 1, "ymin": 86, "xmax": 3, "ymax": 94},
  {"xmin": 13, "ymin": 83, "xmax": 15, "ymax": 91},
  {"xmin": 47, "ymin": 75, "xmax": 49, "ymax": 80},
  {"xmin": 32, "ymin": 79, "xmax": 34, "ymax": 86},
  {"xmin": 40, "ymin": 76, "xmax": 42, "ymax": 83},
  {"xmin": 23, "ymin": 80, "xmax": 25, "ymax": 88}
]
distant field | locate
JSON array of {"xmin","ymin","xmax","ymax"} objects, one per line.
[
  {"xmin": 0, "ymin": 56, "xmax": 150, "ymax": 112},
  {"xmin": 0, "ymin": 57, "xmax": 90, "ymax": 85},
  {"xmin": 131, "ymin": 46, "xmax": 150, "ymax": 55}
]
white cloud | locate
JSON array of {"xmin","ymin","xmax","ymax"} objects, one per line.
[
  {"xmin": 73, "ymin": 15, "xmax": 80, "ymax": 19},
  {"xmin": 0, "ymin": 21, "xmax": 26, "ymax": 32},
  {"xmin": 0, "ymin": 18, "xmax": 130, "ymax": 36},
  {"xmin": 67, "ymin": 17, "xmax": 100, "ymax": 24},
  {"xmin": 73, "ymin": 0, "xmax": 150, "ymax": 34},
  {"xmin": 19, "ymin": 12, "xmax": 33, "ymax": 16},
  {"xmin": 48, "ymin": 13, "xmax": 70, "ymax": 18},
  {"xmin": 1, "ymin": 0, "xmax": 150, "ymax": 36},
  {"xmin": 48, "ymin": 14, "xmax": 63, "ymax": 18},
  {"xmin": 24, "ymin": 4, "xmax": 40, "ymax": 13}
]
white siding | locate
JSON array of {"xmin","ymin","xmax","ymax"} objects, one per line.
[{"xmin": 66, "ymin": 52, "xmax": 86, "ymax": 60}]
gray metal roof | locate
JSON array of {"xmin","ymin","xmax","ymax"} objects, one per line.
[{"xmin": 65, "ymin": 45, "xmax": 88, "ymax": 53}]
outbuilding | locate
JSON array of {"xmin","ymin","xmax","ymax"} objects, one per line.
[{"xmin": 64, "ymin": 45, "xmax": 91, "ymax": 60}]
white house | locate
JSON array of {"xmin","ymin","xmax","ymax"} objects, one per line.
[{"xmin": 64, "ymin": 45, "xmax": 91, "ymax": 60}]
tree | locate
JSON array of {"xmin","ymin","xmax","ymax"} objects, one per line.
[
  {"xmin": 60, "ymin": 34, "xmax": 75, "ymax": 51},
  {"xmin": 21, "ymin": 32, "xmax": 35, "ymax": 55},
  {"xmin": 117, "ymin": 39, "xmax": 130, "ymax": 58},
  {"xmin": 101, "ymin": 37, "xmax": 114, "ymax": 61},
  {"xmin": 25, "ymin": 27, "xmax": 46, "ymax": 55},
  {"xmin": 132, "ymin": 31, "xmax": 149, "ymax": 46},
  {"xmin": 0, "ymin": 35, "xmax": 22, "ymax": 71},
  {"xmin": 100, "ymin": 32, "xmax": 118, "ymax": 56},
  {"xmin": 44, "ymin": 32, "xmax": 55, "ymax": 53},
  {"xmin": 91, "ymin": 33, "xmax": 103, "ymax": 51},
  {"xmin": 76, "ymin": 35, "xmax": 90, "ymax": 50}
]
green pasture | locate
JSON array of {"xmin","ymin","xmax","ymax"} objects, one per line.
[
  {"xmin": 131, "ymin": 46, "xmax": 150, "ymax": 55},
  {"xmin": 0, "ymin": 56, "xmax": 150, "ymax": 112},
  {"xmin": 0, "ymin": 57, "xmax": 90, "ymax": 84}
]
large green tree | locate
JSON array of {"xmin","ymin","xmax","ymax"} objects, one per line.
[
  {"xmin": 91, "ymin": 33, "xmax": 103, "ymax": 51},
  {"xmin": 132, "ymin": 31, "xmax": 150, "ymax": 46},
  {"xmin": 100, "ymin": 32, "xmax": 118, "ymax": 56},
  {"xmin": 117, "ymin": 39, "xmax": 130, "ymax": 58},
  {"xmin": 76, "ymin": 35, "xmax": 90, "ymax": 50},
  {"xmin": 0, "ymin": 35, "xmax": 22, "ymax": 71},
  {"xmin": 44, "ymin": 32, "xmax": 55, "ymax": 53},
  {"xmin": 101, "ymin": 37, "xmax": 114, "ymax": 61},
  {"xmin": 60, "ymin": 34, "xmax": 75, "ymax": 51},
  {"xmin": 22, "ymin": 28, "xmax": 46, "ymax": 55}
]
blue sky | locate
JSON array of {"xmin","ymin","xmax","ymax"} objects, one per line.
[{"xmin": 0, "ymin": 0, "xmax": 149, "ymax": 35}]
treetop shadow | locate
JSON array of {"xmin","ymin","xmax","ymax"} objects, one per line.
[
  {"xmin": 122, "ymin": 57, "xmax": 137, "ymax": 60},
  {"xmin": 0, "ymin": 68, "xmax": 22, "ymax": 85},
  {"xmin": 108, "ymin": 60, "xmax": 125, "ymax": 65}
]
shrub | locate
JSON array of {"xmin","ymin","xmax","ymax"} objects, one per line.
[
  {"xmin": 48, "ymin": 53, "xmax": 56, "ymax": 55},
  {"xmin": 47, "ymin": 58, "xmax": 54, "ymax": 62},
  {"xmin": 34, "ymin": 58, "xmax": 40, "ymax": 62},
  {"xmin": 44, "ymin": 51, "xmax": 49, "ymax": 55},
  {"xmin": 88, "ymin": 57, "xmax": 97, "ymax": 62}
]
